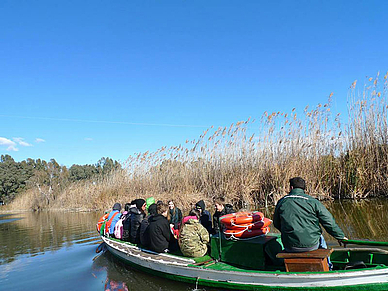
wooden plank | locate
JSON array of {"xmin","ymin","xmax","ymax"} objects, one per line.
[
  {"xmin": 276, "ymin": 249, "xmax": 333, "ymax": 272},
  {"xmin": 277, "ymin": 248, "xmax": 333, "ymax": 259},
  {"xmin": 283, "ymin": 257, "xmax": 329, "ymax": 272}
]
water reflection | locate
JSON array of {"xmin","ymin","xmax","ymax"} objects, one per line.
[
  {"xmin": 262, "ymin": 198, "xmax": 388, "ymax": 245},
  {"xmin": 1, "ymin": 199, "xmax": 388, "ymax": 291},
  {"xmin": 92, "ymin": 251, "xmax": 198, "ymax": 291},
  {"xmin": 0, "ymin": 211, "xmax": 101, "ymax": 265},
  {"xmin": 330, "ymin": 198, "xmax": 388, "ymax": 241}
]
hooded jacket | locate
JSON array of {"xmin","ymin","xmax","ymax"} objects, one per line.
[
  {"xmin": 195, "ymin": 200, "xmax": 212, "ymax": 233},
  {"xmin": 129, "ymin": 204, "xmax": 146, "ymax": 244},
  {"xmin": 273, "ymin": 188, "xmax": 345, "ymax": 250},
  {"xmin": 148, "ymin": 214, "xmax": 171, "ymax": 253},
  {"xmin": 179, "ymin": 217, "xmax": 209, "ymax": 257}
]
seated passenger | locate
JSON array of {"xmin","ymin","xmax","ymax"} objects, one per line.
[
  {"xmin": 139, "ymin": 203, "xmax": 157, "ymax": 247},
  {"xmin": 148, "ymin": 202, "xmax": 172, "ymax": 253},
  {"xmin": 129, "ymin": 199, "xmax": 146, "ymax": 244},
  {"xmin": 195, "ymin": 200, "xmax": 212, "ymax": 233},
  {"xmin": 179, "ymin": 209, "xmax": 210, "ymax": 257},
  {"xmin": 106, "ymin": 203, "xmax": 122, "ymax": 237},
  {"xmin": 168, "ymin": 200, "xmax": 182, "ymax": 237},
  {"xmin": 212, "ymin": 196, "xmax": 235, "ymax": 235},
  {"xmin": 120, "ymin": 202, "xmax": 133, "ymax": 241}
]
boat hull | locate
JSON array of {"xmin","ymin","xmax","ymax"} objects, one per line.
[{"xmin": 102, "ymin": 236, "xmax": 388, "ymax": 290}]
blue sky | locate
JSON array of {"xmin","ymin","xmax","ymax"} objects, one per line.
[{"xmin": 1, "ymin": 0, "xmax": 387, "ymax": 166}]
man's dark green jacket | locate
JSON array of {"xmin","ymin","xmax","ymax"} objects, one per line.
[{"xmin": 273, "ymin": 188, "xmax": 345, "ymax": 250}]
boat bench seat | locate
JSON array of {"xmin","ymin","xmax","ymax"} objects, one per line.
[{"xmin": 276, "ymin": 248, "xmax": 333, "ymax": 272}]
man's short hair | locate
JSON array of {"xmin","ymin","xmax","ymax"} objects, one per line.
[
  {"xmin": 157, "ymin": 202, "xmax": 168, "ymax": 214},
  {"xmin": 289, "ymin": 177, "xmax": 306, "ymax": 190},
  {"xmin": 213, "ymin": 196, "xmax": 225, "ymax": 205}
]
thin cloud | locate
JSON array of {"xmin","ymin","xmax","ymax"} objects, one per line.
[
  {"xmin": 35, "ymin": 138, "xmax": 46, "ymax": 143},
  {"xmin": 84, "ymin": 137, "xmax": 93, "ymax": 141},
  {"xmin": 0, "ymin": 137, "xmax": 18, "ymax": 151},
  {"xmin": 0, "ymin": 114, "xmax": 209, "ymax": 128},
  {"xmin": 13, "ymin": 137, "xmax": 32, "ymax": 147}
]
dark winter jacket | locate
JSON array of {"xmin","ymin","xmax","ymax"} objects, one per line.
[
  {"xmin": 139, "ymin": 215, "xmax": 151, "ymax": 247},
  {"xmin": 213, "ymin": 204, "xmax": 235, "ymax": 234},
  {"xmin": 273, "ymin": 188, "xmax": 346, "ymax": 250},
  {"xmin": 169, "ymin": 207, "xmax": 183, "ymax": 229},
  {"xmin": 121, "ymin": 211, "xmax": 132, "ymax": 241},
  {"xmin": 129, "ymin": 207, "xmax": 146, "ymax": 244},
  {"xmin": 195, "ymin": 200, "xmax": 213, "ymax": 233},
  {"xmin": 138, "ymin": 203, "xmax": 158, "ymax": 246},
  {"xmin": 148, "ymin": 214, "xmax": 172, "ymax": 253}
]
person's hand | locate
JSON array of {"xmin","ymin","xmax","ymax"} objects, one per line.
[{"xmin": 338, "ymin": 237, "xmax": 348, "ymax": 246}]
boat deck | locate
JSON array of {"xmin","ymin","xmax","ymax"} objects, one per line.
[
  {"xmin": 101, "ymin": 236, "xmax": 388, "ymax": 290},
  {"xmin": 104, "ymin": 236, "xmax": 388, "ymax": 273}
]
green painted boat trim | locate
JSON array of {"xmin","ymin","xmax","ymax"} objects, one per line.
[
  {"xmin": 108, "ymin": 249, "xmax": 388, "ymax": 291},
  {"xmin": 200, "ymin": 261, "xmax": 388, "ymax": 274},
  {"xmin": 345, "ymin": 239, "xmax": 388, "ymax": 247},
  {"xmin": 107, "ymin": 237, "xmax": 212, "ymax": 263},
  {"xmin": 103, "ymin": 237, "xmax": 388, "ymax": 290},
  {"xmin": 107, "ymin": 237, "xmax": 387, "ymax": 275}
]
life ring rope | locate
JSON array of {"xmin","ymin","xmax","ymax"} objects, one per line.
[
  {"xmin": 220, "ymin": 211, "xmax": 271, "ymax": 240},
  {"xmin": 223, "ymin": 227, "xmax": 270, "ymax": 240},
  {"xmin": 220, "ymin": 211, "xmax": 264, "ymax": 226},
  {"xmin": 228, "ymin": 217, "xmax": 272, "ymax": 229}
]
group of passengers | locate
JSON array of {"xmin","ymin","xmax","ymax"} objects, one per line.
[
  {"xmin": 104, "ymin": 177, "xmax": 349, "ymax": 271},
  {"xmin": 104, "ymin": 196, "xmax": 235, "ymax": 257}
]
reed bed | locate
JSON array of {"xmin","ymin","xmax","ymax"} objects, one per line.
[{"xmin": 7, "ymin": 72, "xmax": 388, "ymax": 211}]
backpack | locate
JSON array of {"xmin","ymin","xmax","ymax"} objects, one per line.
[
  {"xmin": 104, "ymin": 211, "xmax": 120, "ymax": 235},
  {"xmin": 122, "ymin": 213, "xmax": 131, "ymax": 241},
  {"xmin": 114, "ymin": 216, "xmax": 125, "ymax": 239}
]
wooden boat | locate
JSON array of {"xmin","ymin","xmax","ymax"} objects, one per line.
[{"xmin": 99, "ymin": 233, "xmax": 388, "ymax": 290}]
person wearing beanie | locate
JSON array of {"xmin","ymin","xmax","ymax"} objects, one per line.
[
  {"xmin": 195, "ymin": 200, "xmax": 212, "ymax": 233},
  {"xmin": 106, "ymin": 203, "xmax": 122, "ymax": 236},
  {"xmin": 129, "ymin": 198, "xmax": 146, "ymax": 243}
]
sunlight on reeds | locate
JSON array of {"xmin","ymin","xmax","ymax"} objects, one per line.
[{"xmin": 8, "ymin": 72, "xmax": 388, "ymax": 211}]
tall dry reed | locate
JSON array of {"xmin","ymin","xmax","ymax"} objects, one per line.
[{"xmin": 7, "ymin": 72, "xmax": 388, "ymax": 211}]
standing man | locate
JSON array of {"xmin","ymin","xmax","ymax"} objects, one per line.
[{"xmin": 273, "ymin": 177, "xmax": 347, "ymax": 255}]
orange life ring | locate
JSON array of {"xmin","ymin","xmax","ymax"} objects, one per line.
[
  {"xmin": 96, "ymin": 213, "xmax": 109, "ymax": 233},
  {"xmin": 225, "ymin": 217, "xmax": 272, "ymax": 230},
  {"xmin": 220, "ymin": 211, "xmax": 264, "ymax": 226},
  {"xmin": 223, "ymin": 227, "xmax": 270, "ymax": 239}
]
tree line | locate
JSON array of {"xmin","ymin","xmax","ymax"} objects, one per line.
[{"xmin": 0, "ymin": 155, "xmax": 121, "ymax": 203}]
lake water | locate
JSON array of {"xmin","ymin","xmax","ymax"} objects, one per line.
[{"xmin": 1, "ymin": 198, "xmax": 388, "ymax": 291}]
